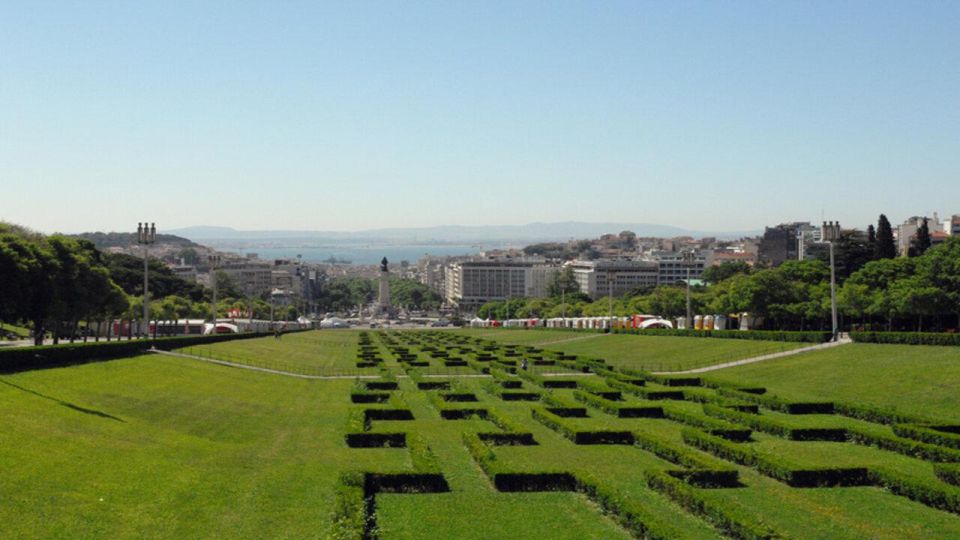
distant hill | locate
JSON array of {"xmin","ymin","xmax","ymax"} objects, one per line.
[
  {"xmin": 168, "ymin": 222, "xmax": 759, "ymax": 243},
  {"xmin": 72, "ymin": 231, "xmax": 200, "ymax": 249}
]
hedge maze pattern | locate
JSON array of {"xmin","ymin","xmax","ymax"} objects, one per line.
[{"xmin": 333, "ymin": 331, "xmax": 960, "ymax": 539}]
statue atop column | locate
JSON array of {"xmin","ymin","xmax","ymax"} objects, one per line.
[{"xmin": 378, "ymin": 256, "xmax": 392, "ymax": 316}]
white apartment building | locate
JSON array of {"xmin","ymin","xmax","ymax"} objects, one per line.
[
  {"xmin": 647, "ymin": 250, "xmax": 710, "ymax": 285},
  {"xmin": 898, "ymin": 214, "xmax": 945, "ymax": 256},
  {"xmin": 220, "ymin": 261, "xmax": 273, "ymax": 297},
  {"xmin": 567, "ymin": 259, "xmax": 659, "ymax": 299},
  {"xmin": 445, "ymin": 259, "xmax": 558, "ymax": 311}
]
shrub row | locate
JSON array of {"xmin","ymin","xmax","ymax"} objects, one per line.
[
  {"xmin": 702, "ymin": 404, "xmax": 846, "ymax": 441},
  {"xmin": 892, "ymin": 424, "xmax": 960, "ymax": 450},
  {"xmin": 463, "ymin": 432, "xmax": 704, "ymax": 539},
  {"xmin": 661, "ymin": 405, "xmax": 752, "ymax": 442},
  {"xmin": 631, "ymin": 431, "xmax": 739, "ymax": 487},
  {"xmin": 846, "ymin": 426, "xmax": 960, "ymax": 463},
  {"xmin": 573, "ymin": 390, "xmax": 664, "ymax": 418},
  {"xmin": 682, "ymin": 429, "xmax": 871, "ymax": 488},
  {"xmin": 0, "ymin": 331, "xmax": 280, "ymax": 373},
  {"xmin": 612, "ymin": 327, "xmax": 832, "ymax": 343},
  {"xmin": 484, "ymin": 408, "xmax": 530, "ymax": 435},
  {"xmin": 329, "ymin": 472, "xmax": 367, "ymax": 540},
  {"xmin": 531, "ymin": 407, "xmax": 633, "ymax": 445},
  {"xmin": 517, "ymin": 369, "xmax": 579, "ymax": 389},
  {"xmin": 870, "ymin": 468, "xmax": 960, "ymax": 515},
  {"xmin": 716, "ymin": 388, "xmax": 834, "ymax": 414},
  {"xmin": 482, "ymin": 380, "xmax": 541, "ymax": 401},
  {"xmin": 345, "ymin": 432, "xmax": 406, "ymax": 448},
  {"xmin": 851, "ymin": 331, "xmax": 960, "ymax": 346},
  {"xmin": 607, "ymin": 378, "xmax": 685, "ymax": 400},
  {"xmin": 575, "ymin": 472, "xmax": 706, "ymax": 540},
  {"xmin": 833, "ymin": 401, "xmax": 930, "ymax": 425},
  {"xmin": 364, "ymin": 473, "xmax": 450, "ymax": 494},
  {"xmin": 935, "ymin": 463, "xmax": 960, "ymax": 486},
  {"xmin": 643, "ymin": 470, "xmax": 783, "ymax": 540},
  {"xmin": 349, "ymin": 392, "xmax": 389, "ymax": 404}
]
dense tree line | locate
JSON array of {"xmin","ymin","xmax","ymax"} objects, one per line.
[
  {"xmin": 315, "ymin": 277, "xmax": 443, "ymax": 313},
  {"xmin": 0, "ymin": 223, "xmax": 295, "ymax": 343},
  {"xmin": 1, "ymin": 224, "xmax": 127, "ymax": 344},
  {"xmin": 477, "ymin": 236, "xmax": 960, "ymax": 333}
]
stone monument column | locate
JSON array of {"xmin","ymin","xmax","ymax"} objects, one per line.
[{"xmin": 378, "ymin": 257, "xmax": 391, "ymax": 315}]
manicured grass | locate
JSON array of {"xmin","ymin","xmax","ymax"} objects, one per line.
[
  {"xmin": 707, "ymin": 343, "xmax": 960, "ymax": 422},
  {"xmin": 457, "ymin": 329, "xmax": 805, "ymax": 371},
  {"xmin": 0, "ymin": 355, "xmax": 395, "ymax": 538},
  {"xmin": 5, "ymin": 331, "xmax": 960, "ymax": 538},
  {"xmin": 377, "ymin": 492, "xmax": 632, "ymax": 539},
  {"xmin": 182, "ymin": 329, "xmax": 376, "ymax": 375}
]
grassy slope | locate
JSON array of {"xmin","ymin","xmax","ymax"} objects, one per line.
[
  {"xmin": 457, "ymin": 329, "xmax": 804, "ymax": 371},
  {"xmin": 0, "ymin": 350, "xmax": 643, "ymax": 538},
  {"xmin": 181, "ymin": 329, "xmax": 374, "ymax": 375},
  {"xmin": 5, "ymin": 334, "xmax": 960, "ymax": 538},
  {"xmin": 373, "ymin": 377, "xmax": 650, "ymax": 539},
  {"xmin": 0, "ymin": 355, "xmax": 388, "ymax": 538},
  {"xmin": 707, "ymin": 343, "xmax": 960, "ymax": 422}
]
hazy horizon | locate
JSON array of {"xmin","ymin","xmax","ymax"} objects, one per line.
[{"xmin": 2, "ymin": 2, "xmax": 958, "ymax": 233}]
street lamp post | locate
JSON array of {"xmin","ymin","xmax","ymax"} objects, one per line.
[
  {"xmin": 828, "ymin": 241, "xmax": 838, "ymax": 341},
  {"xmin": 682, "ymin": 250, "xmax": 696, "ymax": 330},
  {"xmin": 208, "ymin": 255, "xmax": 221, "ymax": 330},
  {"xmin": 137, "ymin": 222, "xmax": 156, "ymax": 338},
  {"xmin": 608, "ymin": 273, "xmax": 613, "ymax": 325}
]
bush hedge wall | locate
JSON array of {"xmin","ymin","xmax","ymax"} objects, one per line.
[
  {"xmin": 612, "ymin": 328, "xmax": 833, "ymax": 343},
  {"xmin": 850, "ymin": 331, "xmax": 960, "ymax": 346},
  {"xmin": 0, "ymin": 330, "xmax": 286, "ymax": 373}
]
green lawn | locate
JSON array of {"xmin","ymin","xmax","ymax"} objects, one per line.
[
  {"xmin": 706, "ymin": 342, "xmax": 960, "ymax": 422},
  {"xmin": 456, "ymin": 329, "xmax": 805, "ymax": 371},
  {"xmin": 182, "ymin": 329, "xmax": 376, "ymax": 376},
  {"xmin": 4, "ymin": 331, "xmax": 960, "ymax": 538}
]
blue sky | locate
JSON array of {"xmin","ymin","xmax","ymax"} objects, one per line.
[{"xmin": 1, "ymin": 1, "xmax": 958, "ymax": 234}]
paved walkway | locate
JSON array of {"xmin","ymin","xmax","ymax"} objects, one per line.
[{"xmin": 652, "ymin": 336, "xmax": 852, "ymax": 375}]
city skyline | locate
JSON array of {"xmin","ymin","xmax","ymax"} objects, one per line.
[{"xmin": 2, "ymin": 2, "xmax": 958, "ymax": 233}]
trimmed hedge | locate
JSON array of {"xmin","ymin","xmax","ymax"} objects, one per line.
[
  {"xmin": 463, "ymin": 432, "xmax": 705, "ymax": 539},
  {"xmin": 716, "ymin": 388, "xmax": 834, "ymax": 414},
  {"xmin": 607, "ymin": 379, "xmax": 685, "ymax": 400},
  {"xmin": 935, "ymin": 463, "xmax": 960, "ymax": 486},
  {"xmin": 892, "ymin": 424, "xmax": 960, "ymax": 450},
  {"xmin": 834, "ymin": 401, "xmax": 931, "ymax": 425},
  {"xmin": 643, "ymin": 470, "xmax": 783, "ymax": 540},
  {"xmin": 481, "ymin": 379, "xmax": 541, "ymax": 401},
  {"xmin": 573, "ymin": 390, "xmax": 664, "ymax": 418},
  {"xmin": 531, "ymin": 407, "xmax": 634, "ymax": 445},
  {"xmin": 631, "ymin": 431, "xmax": 739, "ymax": 488},
  {"xmin": 846, "ymin": 426, "xmax": 960, "ymax": 463},
  {"xmin": 870, "ymin": 468, "xmax": 960, "ymax": 515},
  {"xmin": 702, "ymin": 404, "xmax": 846, "ymax": 441},
  {"xmin": 661, "ymin": 405, "xmax": 752, "ymax": 442},
  {"xmin": 612, "ymin": 327, "xmax": 832, "ymax": 343},
  {"xmin": 329, "ymin": 472, "xmax": 367, "ymax": 540},
  {"xmin": 576, "ymin": 472, "xmax": 706, "ymax": 540},
  {"xmin": 0, "ymin": 331, "xmax": 278, "ymax": 373},
  {"xmin": 682, "ymin": 429, "xmax": 870, "ymax": 488},
  {"xmin": 345, "ymin": 432, "xmax": 406, "ymax": 448},
  {"xmin": 851, "ymin": 331, "xmax": 960, "ymax": 346}
]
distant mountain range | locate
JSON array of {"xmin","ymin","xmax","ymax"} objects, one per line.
[{"xmin": 167, "ymin": 222, "xmax": 760, "ymax": 244}]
